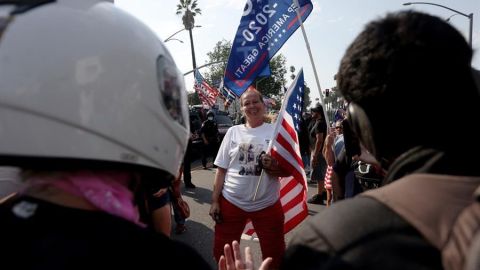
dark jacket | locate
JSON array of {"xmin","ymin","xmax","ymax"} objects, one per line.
[
  {"xmin": 200, "ymin": 119, "xmax": 219, "ymax": 142},
  {"xmin": 283, "ymin": 147, "xmax": 480, "ymax": 270}
]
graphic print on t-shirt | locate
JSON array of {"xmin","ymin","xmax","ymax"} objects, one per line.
[{"xmin": 238, "ymin": 143, "xmax": 264, "ymax": 176}]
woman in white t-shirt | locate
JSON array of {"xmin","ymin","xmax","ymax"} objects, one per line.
[{"xmin": 210, "ymin": 87, "xmax": 289, "ymax": 269}]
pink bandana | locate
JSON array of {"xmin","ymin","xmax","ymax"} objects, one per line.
[{"xmin": 29, "ymin": 171, "xmax": 145, "ymax": 227}]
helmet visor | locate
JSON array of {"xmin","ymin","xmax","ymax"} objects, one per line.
[{"xmin": 157, "ymin": 55, "xmax": 187, "ymax": 127}]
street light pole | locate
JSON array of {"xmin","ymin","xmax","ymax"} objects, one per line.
[
  {"xmin": 164, "ymin": 25, "xmax": 201, "ymax": 43},
  {"xmin": 188, "ymin": 27, "xmax": 197, "ymax": 70},
  {"xmin": 165, "ymin": 38, "xmax": 184, "ymax": 43},
  {"xmin": 183, "ymin": 60, "xmax": 225, "ymax": 76},
  {"xmin": 403, "ymin": 2, "xmax": 473, "ymax": 48}
]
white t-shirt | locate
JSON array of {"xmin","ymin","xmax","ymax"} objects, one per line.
[{"xmin": 214, "ymin": 123, "xmax": 280, "ymax": 212}]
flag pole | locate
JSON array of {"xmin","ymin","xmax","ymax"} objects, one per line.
[
  {"xmin": 252, "ymin": 169, "xmax": 265, "ymax": 201},
  {"xmin": 252, "ymin": 75, "xmax": 294, "ymax": 201},
  {"xmin": 293, "ymin": 0, "xmax": 330, "ymax": 127}
]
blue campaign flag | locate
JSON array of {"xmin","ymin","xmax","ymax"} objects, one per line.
[
  {"xmin": 223, "ymin": 0, "xmax": 313, "ymax": 97},
  {"xmin": 258, "ymin": 65, "xmax": 271, "ymax": 77}
]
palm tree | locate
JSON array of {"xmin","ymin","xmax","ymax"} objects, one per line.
[{"xmin": 176, "ymin": 0, "xmax": 201, "ymax": 69}]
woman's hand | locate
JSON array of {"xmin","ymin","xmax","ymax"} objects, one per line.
[
  {"xmin": 261, "ymin": 154, "xmax": 290, "ymax": 177},
  {"xmin": 260, "ymin": 153, "xmax": 276, "ymax": 170},
  {"xmin": 218, "ymin": 240, "xmax": 272, "ymax": 270},
  {"xmin": 209, "ymin": 201, "xmax": 222, "ymax": 223}
]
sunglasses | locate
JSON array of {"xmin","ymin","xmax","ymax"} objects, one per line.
[{"xmin": 335, "ymin": 126, "xmax": 343, "ymax": 129}]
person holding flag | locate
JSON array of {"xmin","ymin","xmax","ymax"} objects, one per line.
[
  {"xmin": 211, "ymin": 68, "xmax": 309, "ymax": 268},
  {"xmin": 210, "ymin": 86, "xmax": 290, "ymax": 269}
]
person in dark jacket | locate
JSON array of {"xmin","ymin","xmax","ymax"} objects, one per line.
[
  {"xmin": 281, "ymin": 11, "xmax": 480, "ymax": 270},
  {"xmin": 0, "ymin": 2, "xmax": 211, "ymax": 269},
  {"xmin": 306, "ymin": 104, "xmax": 328, "ymax": 204},
  {"xmin": 299, "ymin": 113, "xmax": 311, "ymax": 177},
  {"xmin": 201, "ymin": 110, "xmax": 220, "ymax": 169}
]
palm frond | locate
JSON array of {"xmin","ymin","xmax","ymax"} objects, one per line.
[{"xmin": 176, "ymin": 3, "xmax": 184, "ymax": 13}]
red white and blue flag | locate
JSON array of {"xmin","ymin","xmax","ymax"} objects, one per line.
[
  {"xmin": 194, "ymin": 70, "xmax": 219, "ymax": 108},
  {"xmin": 244, "ymin": 68, "xmax": 308, "ymax": 236},
  {"xmin": 223, "ymin": 0, "xmax": 313, "ymax": 97}
]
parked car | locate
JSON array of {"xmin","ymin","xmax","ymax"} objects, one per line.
[
  {"xmin": 189, "ymin": 109, "xmax": 233, "ymax": 157},
  {"xmin": 214, "ymin": 112, "xmax": 233, "ymax": 143}
]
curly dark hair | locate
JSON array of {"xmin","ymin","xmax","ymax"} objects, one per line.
[{"xmin": 337, "ymin": 11, "xmax": 479, "ymax": 160}]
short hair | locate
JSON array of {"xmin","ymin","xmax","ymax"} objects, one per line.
[{"xmin": 337, "ymin": 11, "xmax": 479, "ymax": 157}]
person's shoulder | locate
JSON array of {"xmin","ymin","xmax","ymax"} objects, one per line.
[
  {"xmin": 290, "ymin": 197, "xmax": 392, "ymax": 248},
  {"xmin": 286, "ymin": 196, "xmax": 433, "ymax": 269}
]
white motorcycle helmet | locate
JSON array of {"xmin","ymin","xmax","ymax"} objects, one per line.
[{"xmin": 0, "ymin": 1, "xmax": 189, "ymax": 181}]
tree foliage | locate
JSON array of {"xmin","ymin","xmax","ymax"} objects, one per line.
[
  {"xmin": 203, "ymin": 39, "xmax": 231, "ymax": 87},
  {"xmin": 323, "ymin": 86, "xmax": 345, "ymax": 125},
  {"xmin": 176, "ymin": 0, "xmax": 201, "ymax": 30},
  {"xmin": 302, "ymin": 82, "xmax": 312, "ymax": 112},
  {"xmin": 203, "ymin": 39, "xmax": 288, "ymax": 110},
  {"xmin": 188, "ymin": 91, "xmax": 200, "ymax": 105}
]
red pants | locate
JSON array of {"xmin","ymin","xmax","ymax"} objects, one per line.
[{"xmin": 213, "ymin": 196, "xmax": 285, "ymax": 269}]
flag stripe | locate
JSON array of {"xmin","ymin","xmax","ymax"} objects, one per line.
[
  {"xmin": 274, "ymin": 133, "xmax": 303, "ymax": 173},
  {"xmin": 287, "ymin": 5, "xmax": 311, "ymax": 29},
  {"xmin": 281, "ymin": 118, "xmax": 299, "ymax": 144},
  {"xmin": 272, "ymin": 149, "xmax": 305, "ymax": 188},
  {"xmin": 281, "ymin": 183, "xmax": 304, "ymax": 211},
  {"xmin": 284, "ymin": 202, "xmax": 308, "ymax": 233}
]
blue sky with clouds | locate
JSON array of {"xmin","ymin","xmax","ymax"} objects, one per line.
[{"xmin": 116, "ymin": 0, "xmax": 480, "ymax": 103}]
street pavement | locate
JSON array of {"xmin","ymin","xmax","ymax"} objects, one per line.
[{"xmin": 171, "ymin": 161, "xmax": 326, "ymax": 269}]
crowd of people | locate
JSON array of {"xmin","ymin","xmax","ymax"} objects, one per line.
[{"xmin": 0, "ymin": 1, "xmax": 479, "ymax": 270}]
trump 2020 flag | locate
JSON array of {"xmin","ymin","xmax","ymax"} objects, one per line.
[
  {"xmin": 194, "ymin": 70, "xmax": 219, "ymax": 108},
  {"xmin": 223, "ymin": 0, "xmax": 313, "ymax": 97},
  {"xmin": 244, "ymin": 68, "xmax": 308, "ymax": 236}
]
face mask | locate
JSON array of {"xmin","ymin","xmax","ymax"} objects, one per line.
[{"xmin": 208, "ymin": 116, "xmax": 213, "ymax": 121}]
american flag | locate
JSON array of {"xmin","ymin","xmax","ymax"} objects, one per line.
[
  {"xmin": 194, "ymin": 70, "xmax": 219, "ymax": 108},
  {"xmin": 244, "ymin": 68, "xmax": 308, "ymax": 236}
]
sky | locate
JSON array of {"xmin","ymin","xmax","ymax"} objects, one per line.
[{"xmin": 115, "ymin": 0, "xmax": 480, "ymax": 103}]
